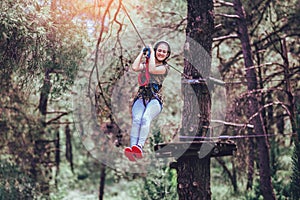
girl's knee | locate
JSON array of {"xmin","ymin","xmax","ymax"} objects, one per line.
[
  {"xmin": 132, "ymin": 116, "xmax": 142, "ymax": 125},
  {"xmin": 141, "ymin": 116, "xmax": 151, "ymax": 126}
]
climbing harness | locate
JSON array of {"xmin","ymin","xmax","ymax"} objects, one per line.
[
  {"xmin": 136, "ymin": 47, "xmax": 162, "ymax": 106},
  {"xmin": 121, "ymin": 3, "xmax": 217, "ymax": 107},
  {"xmin": 135, "ymin": 83, "xmax": 163, "ymax": 107},
  {"xmin": 120, "ymin": 4, "xmax": 167, "ymax": 106}
]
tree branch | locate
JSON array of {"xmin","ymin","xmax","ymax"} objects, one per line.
[
  {"xmin": 215, "ymin": 13, "xmax": 240, "ymax": 19},
  {"xmin": 213, "ymin": 34, "xmax": 238, "ymax": 42},
  {"xmin": 46, "ymin": 112, "xmax": 69, "ymax": 125},
  {"xmin": 211, "ymin": 119, "xmax": 254, "ymax": 128},
  {"xmin": 247, "ymin": 101, "xmax": 292, "ymax": 126},
  {"xmin": 214, "ymin": 0, "xmax": 234, "ymax": 7}
]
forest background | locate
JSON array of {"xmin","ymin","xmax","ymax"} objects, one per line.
[{"xmin": 0, "ymin": 0, "xmax": 299, "ymax": 199}]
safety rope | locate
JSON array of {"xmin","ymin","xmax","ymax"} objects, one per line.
[
  {"xmin": 121, "ymin": 3, "xmax": 299, "ymax": 86},
  {"xmin": 120, "ymin": 3, "xmax": 297, "ymax": 144},
  {"xmin": 179, "ymin": 132, "xmax": 296, "ymax": 141},
  {"xmin": 138, "ymin": 56, "xmax": 150, "ymax": 86},
  {"xmin": 168, "ymin": 63, "xmax": 190, "ymax": 79},
  {"xmin": 121, "ymin": 3, "xmax": 147, "ymax": 47},
  {"xmin": 121, "ymin": 3, "xmax": 189, "ymax": 79}
]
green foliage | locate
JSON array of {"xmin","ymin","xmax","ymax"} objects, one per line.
[
  {"xmin": 136, "ymin": 167, "xmax": 178, "ymax": 200},
  {"xmin": 0, "ymin": 159, "xmax": 36, "ymax": 200},
  {"xmin": 269, "ymin": 138, "xmax": 292, "ymax": 199},
  {"xmin": 0, "ymin": 0, "xmax": 44, "ymax": 89},
  {"xmin": 290, "ymin": 143, "xmax": 300, "ymax": 199},
  {"xmin": 0, "ymin": 0, "xmax": 299, "ymax": 199},
  {"xmin": 0, "ymin": 0, "xmax": 88, "ymax": 95},
  {"xmin": 290, "ymin": 103, "xmax": 300, "ymax": 199},
  {"xmin": 131, "ymin": 131, "xmax": 178, "ymax": 200},
  {"xmin": 1, "ymin": 0, "xmax": 88, "ymax": 198},
  {"xmin": 244, "ymin": 179, "xmax": 264, "ymax": 200}
]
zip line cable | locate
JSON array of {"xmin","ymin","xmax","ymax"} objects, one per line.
[
  {"xmin": 167, "ymin": 62, "xmax": 190, "ymax": 78},
  {"xmin": 121, "ymin": 3, "xmax": 190, "ymax": 78},
  {"xmin": 179, "ymin": 132, "xmax": 296, "ymax": 141},
  {"xmin": 120, "ymin": 3, "xmax": 298, "ymax": 143},
  {"xmin": 121, "ymin": 3, "xmax": 299, "ymax": 85},
  {"xmin": 121, "ymin": 3, "xmax": 147, "ymax": 47}
]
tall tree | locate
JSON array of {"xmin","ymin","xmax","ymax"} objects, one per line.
[
  {"xmin": 174, "ymin": 0, "xmax": 214, "ymax": 199},
  {"xmin": 0, "ymin": 0, "xmax": 87, "ymax": 197},
  {"xmin": 233, "ymin": 0, "xmax": 276, "ymax": 199},
  {"xmin": 290, "ymin": 104, "xmax": 300, "ymax": 199}
]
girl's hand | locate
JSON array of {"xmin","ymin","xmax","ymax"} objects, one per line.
[
  {"xmin": 142, "ymin": 45, "xmax": 152, "ymax": 58},
  {"xmin": 148, "ymin": 44, "xmax": 154, "ymax": 53}
]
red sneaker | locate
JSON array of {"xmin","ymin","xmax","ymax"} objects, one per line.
[
  {"xmin": 132, "ymin": 145, "xmax": 143, "ymax": 159},
  {"xmin": 124, "ymin": 147, "xmax": 136, "ymax": 162}
]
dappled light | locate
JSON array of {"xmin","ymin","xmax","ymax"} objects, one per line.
[{"xmin": 1, "ymin": 0, "xmax": 299, "ymax": 199}]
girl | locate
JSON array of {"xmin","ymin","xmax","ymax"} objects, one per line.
[{"xmin": 124, "ymin": 41, "xmax": 171, "ymax": 161}]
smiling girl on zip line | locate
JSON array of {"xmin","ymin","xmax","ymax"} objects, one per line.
[{"xmin": 124, "ymin": 40, "xmax": 171, "ymax": 162}]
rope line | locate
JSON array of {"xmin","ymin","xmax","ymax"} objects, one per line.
[
  {"xmin": 121, "ymin": 3, "xmax": 147, "ymax": 47},
  {"xmin": 167, "ymin": 63, "xmax": 190, "ymax": 78},
  {"xmin": 179, "ymin": 132, "xmax": 296, "ymax": 140},
  {"xmin": 121, "ymin": 3, "xmax": 190, "ymax": 78},
  {"xmin": 119, "ymin": 4, "xmax": 298, "ymax": 144},
  {"xmin": 121, "ymin": 3, "xmax": 299, "ymax": 85}
]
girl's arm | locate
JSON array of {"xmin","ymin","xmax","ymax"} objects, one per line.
[{"xmin": 132, "ymin": 50, "xmax": 145, "ymax": 72}]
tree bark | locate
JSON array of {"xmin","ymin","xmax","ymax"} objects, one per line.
[
  {"xmin": 98, "ymin": 164, "xmax": 106, "ymax": 200},
  {"xmin": 38, "ymin": 68, "xmax": 52, "ymax": 117},
  {"xmin": 233, "ymin": 0, "xmax": 276, "ymax": 199},
  {"xmin": 174, "ymin": 156, "xmax": 211, "ymax": 200},
  {"xmin": 280, "ymin": 37, "xmax": 300, "ymax": 200},
  {"xmin": 34, "ymin": 0, "xmax": 57, "ymax": 197},
  {"xmin": 246, "ymin": 128, "xmax": 255, "ymax": 190},
  {"xmin": 181, "ymin": 0, "xmax": 213, "ymax": 140},
  {"xmin": 176, "ymin": 0, "xmax": 214, "ymax": 199}
]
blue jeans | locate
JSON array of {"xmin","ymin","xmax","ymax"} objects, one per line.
[{"xmin": 130, "ymin": 98, "xmax": 162, "ymax": 147}]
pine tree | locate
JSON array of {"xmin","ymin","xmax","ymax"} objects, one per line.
[{"xmin": 290, "ymin": 103, "xmax": 300, "ymax": 199}]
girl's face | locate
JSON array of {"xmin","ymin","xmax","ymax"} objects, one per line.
[{"xmin": 155, "ymin": 43, "xmax": 169, "ymax": 62}]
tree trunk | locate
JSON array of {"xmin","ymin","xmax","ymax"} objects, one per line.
[
  {"xmin": 176, "ymin": 0, "xmax": 214, "ymax": 199},
  {"xmin": 34, "ymin": 0, "xmax": 57, "ymax": 197},
  {"xmin": 181, "ymin": 0, "xmax": 213, "ymax": 140},
  {"xmin": 98, "ymin": 164, "xmax": 106, "ymax": 200},
  {"xmin": 233, "ymin": 0, "xmax": 276, "ymax": 199},
  {"xmin": 174, "ymin": 157, "xmax": 211, "ymax": 200},
  {"xmin": 38, "ymin": 68, "xmax": 52, "ymax": 117},
  {"xmin": 246, "ymin": 128, "xmax": 255, "ymax": 190},
  {"xmin": 280, "ymin": 37, "xmax": 300, "ymax": 200},
  {"xmin": 281, "ymin": 38, "xmax": 297, "ymax": 139},
  {"xmin": 290, "ymin": 109, "xmax": 300, "ymax": 199}
]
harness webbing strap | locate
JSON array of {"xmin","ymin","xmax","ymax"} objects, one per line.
[
  {"xmin": 138, "ymin": 57, "xmax": 150, "ymax": 86},
  {"xmin": 135, "ymin": 83, "xmax": 162, "ymax": 107}
]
